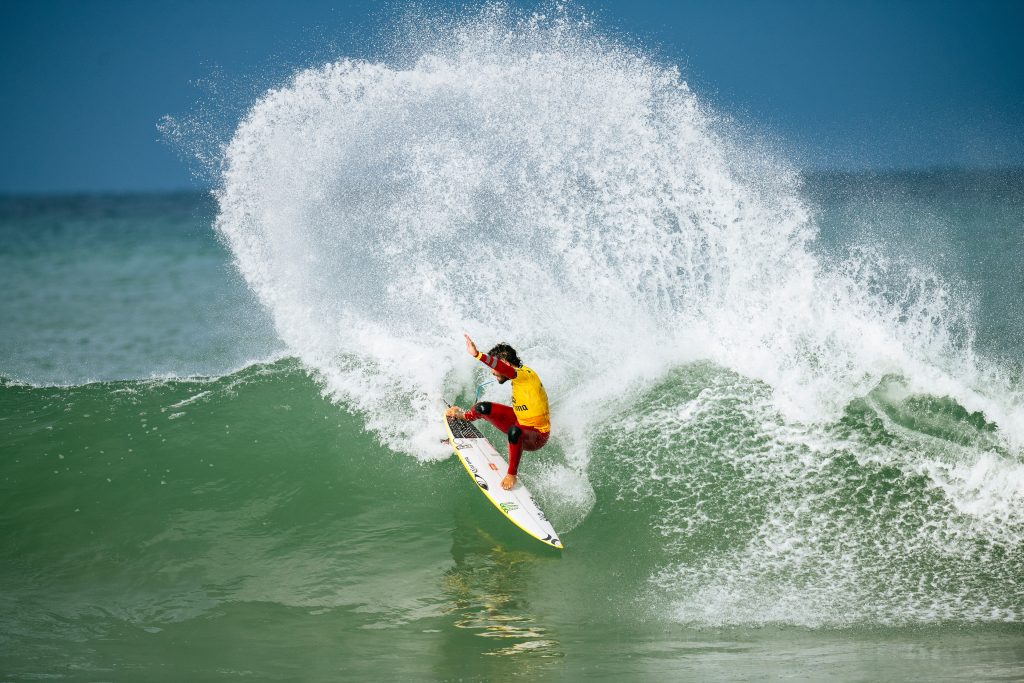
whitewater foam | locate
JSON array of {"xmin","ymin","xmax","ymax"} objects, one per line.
[
  {"xmin": 601, "ymin": 365, "xmax": 1024, "ymax": 626},
  {"xmin": 215, "ymin": 6, "xmax": 1021, "ymax": 458},
  {"xmin": 210, "ymin": 4, "xmax": 1024, "ymax": 623}
]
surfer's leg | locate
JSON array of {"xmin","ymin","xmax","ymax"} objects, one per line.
[
  {"xmin": 508, "ymin": 427, "xmax": 547, "ymax": 474},
  {"xmin": 520, "ymin": 427, "xmax": 549, "ymax": 452},
  {"xmin": 468, "ymin": 403, "xmax": 548, "ymax": 475},
  {"xmin": 503, "ymin": 424, "xmax": 547, "ymax": 474},
  {"xmin": 470, "ymin": 402, "xmax": 526, "ymax": 474},
  {"xmin": 506, "ymin": 425, "xmax": 524, "ymax": 475},
  {"xmin": 470, "ymin": 401, "xmax": 518, "ymax": 432}
]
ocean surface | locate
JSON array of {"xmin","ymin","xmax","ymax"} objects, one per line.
[{"xmin": 3, "ymin": 11, "xmax": 1024, "ymax": 682}]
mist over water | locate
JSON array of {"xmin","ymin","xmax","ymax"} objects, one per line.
[{"xmin": 208, "ymin": 6, "xmax": 1024, "ymax": 626}]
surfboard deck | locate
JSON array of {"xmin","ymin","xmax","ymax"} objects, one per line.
[{"xmin": 444, "ymin": 413, "xmax": 562, "ymax": 549}]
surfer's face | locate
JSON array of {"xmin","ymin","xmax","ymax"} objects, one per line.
[{"xmin": 493, "ymin": 369, "xmax": 510, "ymax": 384}]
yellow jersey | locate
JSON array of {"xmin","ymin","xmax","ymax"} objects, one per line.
[{"xmin": 510, "ymin": 365, "xmax": 550, "ymax": 433}]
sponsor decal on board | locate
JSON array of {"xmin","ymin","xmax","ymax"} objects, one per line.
[{"xmin": 464, "ymin": 459, "xmax": 488, "ymax": 491}]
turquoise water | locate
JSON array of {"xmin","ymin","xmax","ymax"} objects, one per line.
[
  {"xmin": 0, "ymin": 194, "xmax": 279, "ymax": 384},
  {"xmin": 3, "ymin": 10, "xmax": 1024, "ymax": 681},
  {"xmin": 3, "ymin": 357, "xmax": 1023, "ymax": 680}
]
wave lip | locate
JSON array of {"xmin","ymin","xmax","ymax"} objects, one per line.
[{"xmin": 215, "ymin": 5, "xmax": 1022, "ymax": 460}]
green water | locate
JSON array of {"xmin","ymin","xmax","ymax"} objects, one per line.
[{"xmin": 2, "ymin": 359, "xmax": 1022, "ymax": 680}]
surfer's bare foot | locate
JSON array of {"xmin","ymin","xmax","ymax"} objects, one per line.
[
  {"xmin": 445, "ymin": 405, "xmax": 462, "ymax": 418},
  {"xmin": 501, "ymin": 474, "xmax": 516, "ymax": 490}
]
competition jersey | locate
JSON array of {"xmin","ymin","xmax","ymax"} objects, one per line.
[{"xmin": 476, "ymin": 353, "xmax": 550, "ymax": 433}]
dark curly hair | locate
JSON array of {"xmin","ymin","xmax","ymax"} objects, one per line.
[{"xmin": 487, "ymin": 343, "xmax": 522, "ymax": 368}]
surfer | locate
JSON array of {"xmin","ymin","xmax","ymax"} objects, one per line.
[{"xmin": 445, "ymin": 334, "xmax": 550, "ymax": 490}]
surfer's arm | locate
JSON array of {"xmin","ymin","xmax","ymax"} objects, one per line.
[
  {"xmin": 474, "ymin": 352, "xmax": 517, "ymax": 380},
  {"xmin": 464, "ymin": 333, "xmax": 516, "ymax": 379}
]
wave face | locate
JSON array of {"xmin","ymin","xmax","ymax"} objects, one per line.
[{"xmin": 209, "ymin": 7, "xmax": 1023, "ymax": 627}]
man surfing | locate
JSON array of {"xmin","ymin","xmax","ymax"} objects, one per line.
[{"xmin": 445, "ymin": 334, "xmax": 551, "ymax": 490}]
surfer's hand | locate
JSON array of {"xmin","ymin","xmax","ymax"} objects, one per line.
[
  {"xmin": 501, "ymin": 474, "xmax": 516, "ymax": 490},
  {"xmin": 463, "ymin": 333, "xmax": 478, "ymax": 357},
  {"xmin": 445, "ymin": 405, "xmax": 463, "ymax": 418}
]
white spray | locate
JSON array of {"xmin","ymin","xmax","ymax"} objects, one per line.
[{"xmin": 214, "ymin": 7, "xmax": 1022, "ymax": 548}]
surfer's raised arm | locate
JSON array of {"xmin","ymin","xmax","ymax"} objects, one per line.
[
  {"xmin": 447, "ymin": 337, "xmax": 551, "ymax": 490},
  {"xmin": 464, "ymin": 333, "xmax": 517, "ymax": 380}
]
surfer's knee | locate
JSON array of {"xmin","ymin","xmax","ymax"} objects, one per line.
[
  {"xmin": 473, "ymin": 401, "xmax": 492, "ymax": 415},
  {"xmin": 507, "ymin": 425, "xmax": 522, "ymax": 444}
]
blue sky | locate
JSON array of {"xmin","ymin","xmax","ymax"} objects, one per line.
[{"xmin": 1, "ymin": 0, "xmax": 1022, "ymax": 193}]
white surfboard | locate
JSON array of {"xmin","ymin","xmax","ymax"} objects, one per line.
[{"xmin": 445, "ymin": 413, "xmax": 563, "ymax": 549}]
